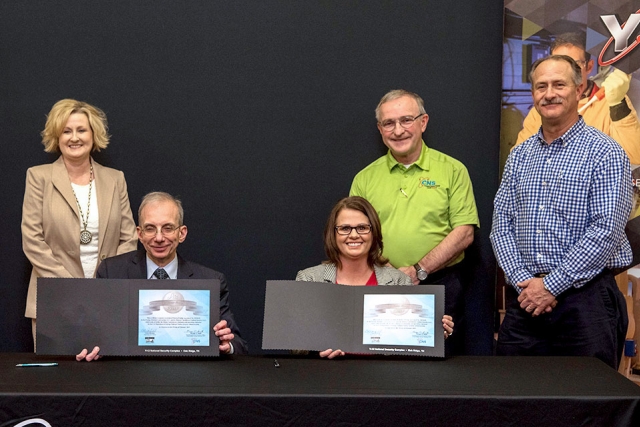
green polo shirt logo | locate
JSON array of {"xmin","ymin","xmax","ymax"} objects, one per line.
[{"xmin": 419, "ymin": 177, "xmax": 439, "ymax": 189}]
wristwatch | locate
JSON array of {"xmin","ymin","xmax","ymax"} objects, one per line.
[{"xmin": 414, "ymin": 264, "xmax": 428, "ymax": 281}]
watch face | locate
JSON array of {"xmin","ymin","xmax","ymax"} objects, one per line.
[{"xmin": 417, "ymin": 270, "xmax": 428, "ymax": 281}]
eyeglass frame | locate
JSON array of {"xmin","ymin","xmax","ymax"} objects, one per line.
[
  {"xmin": 574, "ymin": 59, "xmax": 588, "ymax": 69},
  {"xmin": 378, "ymin": 113, "xmax": 425, "ymax": 132},
  {"xmin": 139, "ymin": 224, "xmax": 183, "ymax": 237},
  {"xmin": 335, "ymin": 224, "xmax": 372, "ymax": 235}
]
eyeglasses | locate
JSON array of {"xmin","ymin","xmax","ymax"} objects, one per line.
[
  {"xmin": 575, "ymin": 60, "xmax": 587, "ymax": 69},
  {"xmin": 335, "ymin": 224, "xmax": 372, "ymax": 235},
  {"xmin": 379, "ymin": 114, "xmax": 424, "ymax": 132},
  {"xmin": 140, "ymin": 225, "xmax": 182, "ymax": 237}
]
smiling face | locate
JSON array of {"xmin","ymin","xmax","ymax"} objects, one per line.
[
  {"xmin": 531, "ymin": 58, "xmax": 581, "ymax": 126},
  {"xmin": 377, "ymin": 95, "xmax": 428, "ymax": 164},
  {"xmin": 137, "ymin": 200, "xmax": 188, "ymax": 267},
  {"xmin": 335, "ymin": 208, "xmax": 373, "ymax": 263},
  {"xmin": 58, "ymin": 113, "xmax": 94, "ymax": 163}
]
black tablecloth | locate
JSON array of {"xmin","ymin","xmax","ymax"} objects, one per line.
[{"xmin": 1, "ymin": 353, "xmax": 639, "ymax": 426}]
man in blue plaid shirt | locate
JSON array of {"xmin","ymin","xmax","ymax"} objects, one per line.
[{"xmin": 490, "ymin": 55, "xmax": 632, "ymax": 369}]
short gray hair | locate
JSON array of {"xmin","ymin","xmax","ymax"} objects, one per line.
[
  {"xmin": 375, "ymin": 89, "xmax": 426, "ymax": 121},
  {"xmin": 138, "ymin": 192, "xmax": 184, "ymax": 226}
]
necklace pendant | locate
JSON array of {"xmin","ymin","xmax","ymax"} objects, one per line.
[{"xmin": 80, "ymin": 229, "xmax": 92, "ymax": 245}]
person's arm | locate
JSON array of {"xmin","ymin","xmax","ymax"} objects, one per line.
[
  {"xmin": 600, "ymin": 69, "xmax": 640, "ymax": 164},
  {"xmin": 608, "ymin": 101, "xmax": 640, "ymax": 164},
  {"xmin": 21, "ymin": 168, "xmax": 74, "ymax": 279},
  {"xmin": 490, "ymin": 151, "xmax": 559, "ymax": 316},
  {"xmin": 399, "ymin": 162, "xmax": 479, "ymax": 282},
  {"xmin": 295, "ymin": 270, "xmax": 312, "ymax": 281},
  {"xmin": 115, "ymin": 171, "xmax": 138, "ymax": 254},
  {"xmin": 398, "ymin": 225, "xmax": 474, "ymax": 283},
  {"xmin": 514, "ymin": 108, "xmax": 541, "ymax": 147},
  {"xmin": 539, "ymin": 146, "xmax": 632, "ymax": 296},
  {"xmin": 349, "ymin": 171, "xmax": 366, "ymax": 198},
  {"xmin": 218, "ymin": 273, "xmax": 248, "ymax": 354},
  {"xmin": 489, "ymin": 153, "xmax": 535, "ymax": 289}
]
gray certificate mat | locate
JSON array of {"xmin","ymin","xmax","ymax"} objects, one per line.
[
  {"xmin": 36, "ymin": 278, "xmax": 220, "ymax": 357},
  {"xmin": 262, "ymin": 281, "xmax": 445, "ymax": 357}
]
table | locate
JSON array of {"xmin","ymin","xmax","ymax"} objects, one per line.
[{"xmin": 1, "ymin": 353, "xmax": 639, "ymax": 426}]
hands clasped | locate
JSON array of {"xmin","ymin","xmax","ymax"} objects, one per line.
[{"xmin": 517, "ymin": 278, "xmax": 557, "ymax": 317}]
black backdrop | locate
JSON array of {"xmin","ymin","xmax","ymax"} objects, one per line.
[{"xmin": 0, "ymin": 1, "xmax": 503, "ymax": 354}]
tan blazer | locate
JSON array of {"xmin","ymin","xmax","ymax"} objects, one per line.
[{"xmin": 22, "ymin": 156, "xmax": 138, "ymax": 318}]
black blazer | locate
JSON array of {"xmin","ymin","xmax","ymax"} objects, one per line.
[{"xmin": 97, "ymin": 249, "xmax": 248, "ymax": 354}]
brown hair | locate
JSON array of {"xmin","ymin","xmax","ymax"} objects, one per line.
[
  {"xmin": 529, "ymin": 55, "xmax": 582, "ymax": 87},
  {"xmin": 323, "ymin": 196, "xmax": 387, "ymax": 269},
  {"xmin": 550, "ymin": 32, "xmax": 590, "ymax": 62}
]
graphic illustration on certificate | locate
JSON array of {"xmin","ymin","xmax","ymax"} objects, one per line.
[
  {"xmin": 138, "ymin": 289, "xmax": 210, "ymax": 346},
  {"xmin": 362, "ymin": 294, "xmax": 435, "ymax": 347}
]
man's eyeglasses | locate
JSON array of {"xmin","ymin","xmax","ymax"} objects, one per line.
[
  {"xmin": 575, "ymin": 60, "xmax": 587, "ymax": 69},
  {"xmin": 141, "ymin": 225, "xmax": 182, "ymax": 237},
  {"xmin": 379, "ymin": 114, "xmax": 424, "ymax": 132},
  {"xmin": 335, "ymin": 224, "xmax": 372, "ymax": 235}
]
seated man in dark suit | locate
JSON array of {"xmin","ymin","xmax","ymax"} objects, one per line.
[{"xmin": 77, "ymin": 191, "xmax": 248, "ymax": 361}]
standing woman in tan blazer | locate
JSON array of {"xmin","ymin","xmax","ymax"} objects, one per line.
[{"xmin": 22, "ymin": 99, "xmax": 138, "ymax": 344}]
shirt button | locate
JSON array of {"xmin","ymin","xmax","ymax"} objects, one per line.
[
  {"xmin": 537, "ymin": 253, "xmax": 542, "ymax": 259},
  {"xmin": 536, "ymin": 229, "xmax": 542, "ymax": 234},
  {"xmin": 547, "ymin": 159, "xmax": 551, "ymax": 164},
  {"xmin": 539, "ymin": 205, "xmax": 544, "ymax": 210},
  {"xmin": 542, "ymin": 181, "xmax": 547, "ymax": 187}
]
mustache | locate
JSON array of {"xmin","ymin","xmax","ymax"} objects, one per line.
[{"xmin": 540, "ymin": 97, "xmax": 563, "ymax": 106}]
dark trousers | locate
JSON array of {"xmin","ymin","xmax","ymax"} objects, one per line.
[
  {"xmin": 496, "ymin": 270, "xmax": 628, "ymax": 369},
  {"xmin": 420, "ymin": 264, "xmax": 464, "ymax": 356}
]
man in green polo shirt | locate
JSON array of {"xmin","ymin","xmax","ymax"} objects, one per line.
[{"xmin": 350, "ymin": 89, "xmax": 479, "ymax": 353}]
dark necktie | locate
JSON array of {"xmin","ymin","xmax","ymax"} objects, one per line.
[{"xmin": 153, "ymin": 268, "xmax": 169, "ymax": 279}]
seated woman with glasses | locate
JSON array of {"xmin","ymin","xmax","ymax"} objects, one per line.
[{"xmin": 296, "ymin": 196, "xmax": 454, "ymax": 359}]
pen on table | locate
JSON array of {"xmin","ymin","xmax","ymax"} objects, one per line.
[
  {"xmin": 273, "ymin": 359, "xmax": 280, "ymax": 368},
  {"xmin": 16, "ymin": 363, "xmax": 58, "ymax": 367}
]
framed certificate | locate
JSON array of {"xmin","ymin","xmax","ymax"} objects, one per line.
[
  {"xmin": 36, "ymin": 278, "xmax": 220, "ymax": 357},
  {"xmin": 262, "ymin": 281, "xmax": 445, "ymax": 357}
]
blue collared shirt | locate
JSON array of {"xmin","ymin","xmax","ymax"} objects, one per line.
[{"xmin": 490, "ymin": 117, "xmax": 632, "ymax": 295}]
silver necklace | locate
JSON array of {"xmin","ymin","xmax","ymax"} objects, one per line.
[{"xmin": 71, "ymin": 163, "xmax": 94, "ymax": 245}]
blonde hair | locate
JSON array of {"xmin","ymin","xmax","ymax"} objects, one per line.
[{"xmin": 41, "ymin": 99, "xmax": 110, "ymax": 153}]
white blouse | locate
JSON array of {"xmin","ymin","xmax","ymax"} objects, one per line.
[{"xmin": 71, "ymin": 181, "xmax": 100, "ymax": 278}]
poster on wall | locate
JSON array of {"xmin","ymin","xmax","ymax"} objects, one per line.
[
  {"xmin": 498, "ymin": 0, "xmax": 640, "ymax": 325},
  {"xmin": 500, "ymin": 1, "xmax": 640, "ymax": 247},
  {"xmin": 501, "ymin": 0, "xmax": 640, "ymax": 170}
]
